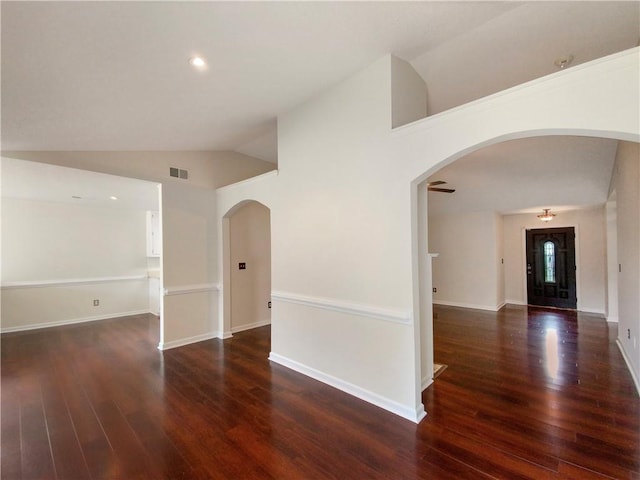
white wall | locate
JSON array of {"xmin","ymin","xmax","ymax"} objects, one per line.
[
  {"xmin": 429, "ymin": 211, "xmax": 502, "ymax": 311},
  {"xmin": 161, "ymin": 182, "xmax": 218, "ymax": 348},
  {"xmin": 611, "ymin": 141, "xmax": 640, "ymax": 392},
  {"xmin": 495, "ymin": 213, "xmax": 505, "ymax": 307},
  {"xmin": 1, "ymin": 197, "xmax": 149, "ymax": 330},
  {"xmin": 274, "ymin": 55, "xmax": 421, "ymax": 419},
  {"xmin": 218, "ymin": 57, "xmax": 424, "ymax": 422},
  {"xmin": 429, "ymin": 206, "xmax": 608, "ymax": 315},
  {"xmin": 605, "ymin": 193, "xmax": 619, "ymax": 322},
  {"xmin": 1, "ymin": 151, "xmax": 274, "ymax": 348},
  {"xmin": 6, "ymin": 46, "xmax": 632, "ymax": 423},
  {"xmin": 2, "ymin": 150, "xmax": 275, "ymax": 190},
  {"xmin": 391, "ymin": 56, "xmax": 427, "ymax": 128},
  {"xmin": 229, "ymin": 201, "xmax": 271, "ymax": 333},
  {"xmin": 503, "ymin": 208, "xmax": 606, "ymax": 314},
  {"xmin": 218, "ymin": 48, "xmax": 638, "ymax": 422}
]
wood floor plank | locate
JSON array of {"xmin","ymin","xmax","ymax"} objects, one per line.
[{"xmin": 1, "ymin": 308, "xmax": 638, "ymax": 479}]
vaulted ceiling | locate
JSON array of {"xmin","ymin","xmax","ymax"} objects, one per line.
[
  {"xmin": 2, "ymin": 2, "xmax": 638, "ymax": 160},
  {"xmin": 2, "ymin": 2, "xmax": 638, "ymax": 214}
]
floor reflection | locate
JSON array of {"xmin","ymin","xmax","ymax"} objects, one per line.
[{"xmin": 545, "ymin": 327, "xmax": 560, "ymax": 380}]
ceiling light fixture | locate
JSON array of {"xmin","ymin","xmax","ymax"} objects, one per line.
[
  {"xmin": 537, "ymin": 208, "xmax": 556, "ymax": 222},
  {"xmin": 109, "ymin": 196, "xmax": 118, "ymax": 200},
  {"xmin": 189, "ymin": 56, "xmax": 207, "ymax": 70},
  {"xmin": 554, "ymin": 54, "xmax": 574, "ymax": 69}
]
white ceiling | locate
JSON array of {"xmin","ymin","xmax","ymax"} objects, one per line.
[
  {"xmin": 1, "ymin": 157, "xmax": 159, "ymax": 211},
  {"xmin": 412, "ymin": 2, "xmax": 640, "ymax": 114},
  {"xmin": 2, "ymin": 1, "xmax": 638, "ymax": 161},
  {"xmin": 427, "ymin": 136, "xmax": 619, "ymax": 216},
  {"xmin": 1, "ymin": 2, "xmax": 637, "ymax": 214}
]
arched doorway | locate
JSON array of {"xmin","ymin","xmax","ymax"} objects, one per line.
[
  {"xmin": 413, "ymin": 133, "xmax": 638, "ymax": 397},
  {"xmin": 222, "ymin": 200, "xmax": 272, "ymax": 338}
]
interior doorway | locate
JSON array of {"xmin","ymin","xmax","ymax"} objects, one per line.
[
  {"xmin": 223, "ymin": 201, "xmax": 272, "ymax": 336},
  {"xmin": 526, "ymin": 227, "xmax": 577, "ymax": 309}
]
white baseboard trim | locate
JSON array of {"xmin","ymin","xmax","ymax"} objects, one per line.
[
  {"xmin": 505, "ymin": 300, "xmax": 606, "ymax": 317},
  {"xmin": 271, "ymin": 291, "xmax": 411, "ymax": 325},
  {"xmin": 163, "ymin": 283, "xmax": 219, "ymax": 296},
  {"xmin": 616, "ymin": 339, "xmax": 640, "ymax": 397},
  {"xmin": 268, "ymin": 352, "xmax": 426, "ymax": 424},
  {"xmin": 231, "ymin": 319, "xmax": 271, "ymax": 334},
  {"xmin": 1, "ymin": 275, "xmax": 147, "ymax": 290},
  {"xmin": 0, "ymin": 309, "xmax": 150, "ymax": 334},
  {"xmin": 606, "ymin": 315, "xmax": 619, "ymax": 323},
  {"xmin": 505, "ymin": 299, "xmax": 526, "ymax": 306},
  {"xmin": 422, "ymin": 376, "xmax": 433, "ymax": 391},
  {"xmin": 220, "ymin": 331, "xmax": 233, "ymax": 339},
  {"xmin": 158, "ymin": 331, "xmax": 218, "ymax": 351},
  {"xmin": 433, "ymin": 300, "xmax": 503, "ymax": 312}
]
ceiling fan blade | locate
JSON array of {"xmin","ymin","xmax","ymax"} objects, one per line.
[
  {"xmin": 428, "ymin": 187, "xmax": 456, "ymax": 193},
  {"xmin": 427, "ymin": 180, "xmax": 447, "ymax": 186}
]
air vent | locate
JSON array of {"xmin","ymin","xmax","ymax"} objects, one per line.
[{"xmin": 169, "ymin": 167, "xmax": 188, "ymax": 180}]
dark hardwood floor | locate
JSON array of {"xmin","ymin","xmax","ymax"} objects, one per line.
[{"xmin": 1, "ymin": 305, "xmax": 638, "ymax": 479}]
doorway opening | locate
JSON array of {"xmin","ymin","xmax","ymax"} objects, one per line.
[
  {"xmin": 222, "ymin": 200, "xmax": 272, "ymax": 339},
  {"xmin": 526, "ymin": 227, "xmax": 577, "ymax": 309}
]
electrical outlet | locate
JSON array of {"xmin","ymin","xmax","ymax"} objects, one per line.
[
  {"xmin": 93, "ymin": 299, "xmax": 100, "ymax": 307},
  {"xmin": 628, "ymin": 328, "xmax": 631, "ymax": 340},
  {"xmin": 239, "ymin": 262, "xmax": 246, "ymax": 270},
  {"xmin": 268, "ymin": 301, "xmax": 272, "ymax": 309},
  {"xmin": 433, "ymin": 287, "xmax": 437, "ymax": 293}
]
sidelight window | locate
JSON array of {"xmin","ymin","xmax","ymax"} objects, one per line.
[{"xmin": 544, "ymin": 241, "xmax": 556, "ymax": 283}]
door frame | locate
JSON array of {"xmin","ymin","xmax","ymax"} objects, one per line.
[
  {"xmin": 221, "ymin": 199, "xmax": 272, "ymax": 339},
  {"xmin": 520, "ymin": 223, "xmax": 582, "ymax": 310}
]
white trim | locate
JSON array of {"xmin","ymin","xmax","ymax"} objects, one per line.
[
  {"xmin": 503, "ymin": 301, "xmax": 605, "ymax": 317},
  {"xmin": 268, "ymin": 352, "xmax": 427, "ymax": 423},
  {"xmin": 216, "ymin": 169, "xmax": 279, "ymax": 193},
  {"xmin": 616, "ymin": 339, "xmax": 640, "ymax": 397},
  {"xmin": 1, "ymin": 275, "xmax": 147, "ymax": 290},
  {"xmin": 433, "ymin": 300, "xmax": 503, "ymax": 312},
  {"xmin": 231, "ymin": 319, "xmax": 271, "ymax": 334},
  {"xmin": 606, "ymin": 316, "xmax": 619, "ymax": 323},
  {"xmin": 163, "ymin": 283, "xmax": 219, "ymax": 296},
  {"xmin": 506, "ymin": 299, "xmax": 526, "ymax": 306},
  {"xmin": 271, "ymin": 291, "xmax": 412, "ymax": 325},
  {"xmin": 422, "ymin": 376, "xmax": 433, "ymax": 391},
  {"xmin": 0, "ymin": 310, "xmax": 150, "ymax": 333},
  {"xmin": 392, "ymin": 48, "xmax": 639, "ymax": 139},
  {"xmin": 158, "ymin": 331, "xmax": 218, "ymax": 350}
]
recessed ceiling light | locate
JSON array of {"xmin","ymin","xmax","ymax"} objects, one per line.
[
  {"xmin": 189, "ymin": 56, "xmax": 207, "ymax": 70},
  {"xmin": 554, "ymin": 54, "xmax": 574, "ymax": 69},
  {"xmin": 109, "ymin": 196, "xmax": 118, "ymax": 201}
]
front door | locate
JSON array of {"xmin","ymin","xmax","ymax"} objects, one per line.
[{"xmin": 526, "ymin": 227, "xmax": 577, "ymax": 309}]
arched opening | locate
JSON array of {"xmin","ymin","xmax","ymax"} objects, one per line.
[
  {"xmin": 222, "ymin": 200, "xmax": 272, "ymax": 339},
  {"xmin": 414, "ymin": 132, "xmax": 637, "ymax": 397}
]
